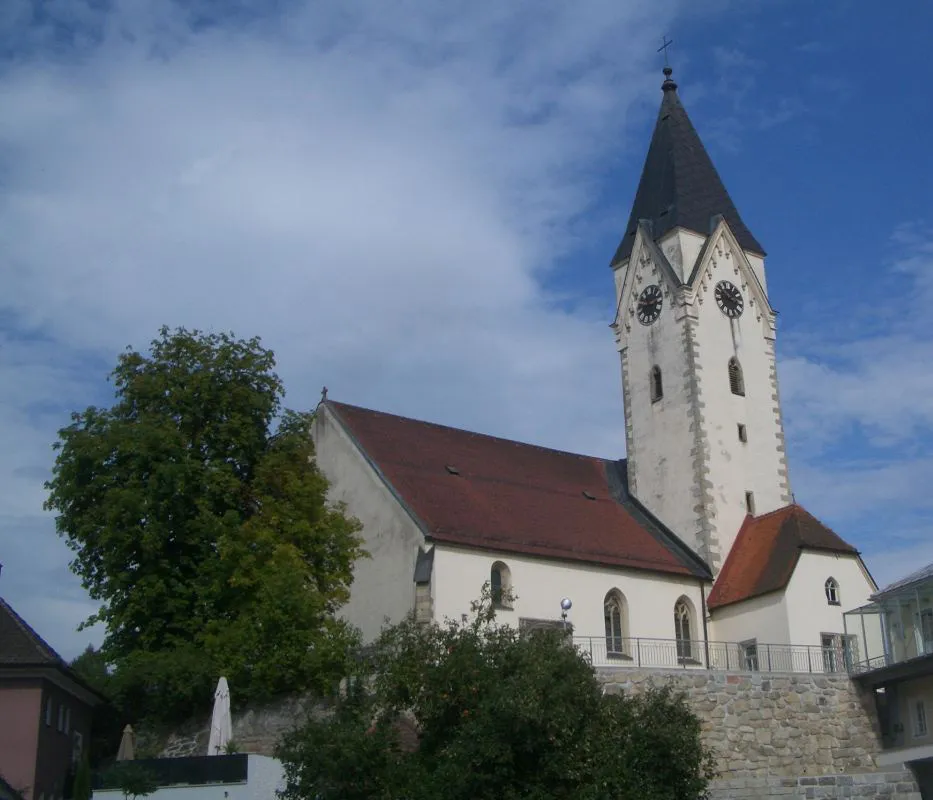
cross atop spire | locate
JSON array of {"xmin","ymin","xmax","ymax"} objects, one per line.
[{"xmin": 657, "ymin": 35, "xmax": 674, "ymax": 67}]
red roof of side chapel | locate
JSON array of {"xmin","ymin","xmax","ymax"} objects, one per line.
[
  {"xmin": 325, "ymin": 401, "xmax": 710, "ymax": 580},
  {"xmin": 707, "ymin": 505, "xmax": 861, "ymax": 610}
]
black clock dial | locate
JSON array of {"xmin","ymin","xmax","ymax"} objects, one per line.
[
  {"xmin": 636, "ymin": 284, "xmax": 663, "ymax": 325},
  {"xmin": 714, "ymin": 280, "xmax": 744, "ymax": 318}
]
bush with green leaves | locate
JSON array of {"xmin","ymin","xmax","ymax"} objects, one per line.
[
  {"xmin": 47, "ymin": 327, "xmax": 365, "ymax": 722},
  {"xmin": 277, "ymin": 590, "xmax": 716, "ymax": 800}
]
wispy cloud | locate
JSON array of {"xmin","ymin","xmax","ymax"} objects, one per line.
[
  {"xmin": 0, "ymin": 0, "xmax": 678, "ymax": 657},
  {"xmin": 780, "ymin": 224, "xmax": 933, "ymax": 565}
]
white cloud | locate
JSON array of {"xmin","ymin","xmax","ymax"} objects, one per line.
[
  {"xmin": 779, "ymin": 226, "xmax": 933, "ymax": 568},
  {"xmin": 0, "ymin": 0, "xmax": 677, "ymax": 657},
  {"xmin": 3, "ymin": 0, "xmax": 929, "ymax": 661}
]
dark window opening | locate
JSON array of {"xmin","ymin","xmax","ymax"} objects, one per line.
[{"xmin": 650, "ymin": 365, "xmax": 663, "ymax": 403}]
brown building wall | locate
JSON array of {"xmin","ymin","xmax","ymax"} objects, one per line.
[
  {"xmin": 33, "ymin": 680, "xmax": 93, "ymax": 800},
  {"xmin": 0, "ymin": 679, "xmax": 42, "ymax": 800}
]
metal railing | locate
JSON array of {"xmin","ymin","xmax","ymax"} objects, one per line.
[{"xmin": 573, "ymin": 636, "xmax": 859, "ymax": 675}]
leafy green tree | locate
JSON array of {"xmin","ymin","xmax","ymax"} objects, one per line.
[
  {"xmin": 46, "ymin": 327, "xmax": 365, "ymax": 721},
  {"xmin": 70, "ymin": 645, "xmax": 122, "ymax": 766},
  {"xmin": 101, "ymin": 763, "xmax": 157, "ymax": 800},
  {"xmin": 276, "ymin": 589, "xmax": 716, "ymax": 800}
]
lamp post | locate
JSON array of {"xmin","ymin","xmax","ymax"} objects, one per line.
[{"xmin": 560, "ymin": 597, "xmax": 572, "ymax": 634}]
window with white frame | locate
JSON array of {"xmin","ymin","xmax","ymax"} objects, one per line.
[{"xmin": 825, "ymin": 577, "xmax": 840, "ymax": 606}]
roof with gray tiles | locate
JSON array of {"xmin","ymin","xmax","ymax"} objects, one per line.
[
  {"xmin": 611, "ymin": 68, "xmax": 765, "ymax": 266},
  {"xmin": 0, "ymin": 596, "xmax": 65, "ymax": 668}
]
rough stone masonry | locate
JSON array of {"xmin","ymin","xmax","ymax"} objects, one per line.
[
  {"xmin": 596, "ymin": 668, "xmax": 921, "ymax": 799},
  {"xmin": 148, "ymin": 667, "xmax": 922, "ymax": 799}
]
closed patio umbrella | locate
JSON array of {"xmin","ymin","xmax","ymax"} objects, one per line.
[
  {"xmin": 207, "ymin": 676, "xmax": 232, "ymax": 755},
  {"xmin": 116, "ymin": 724, "xmax": 135, "ymax": 761}
]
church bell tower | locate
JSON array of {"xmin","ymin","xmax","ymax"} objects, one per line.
[{"xmin": 610, "ymin": 67, "xmax": 793, "ymax": 573}]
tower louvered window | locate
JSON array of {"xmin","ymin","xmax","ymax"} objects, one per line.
[
  {"xmin": 728, "ymin": 357, "xmax": 745, "ymax": 396},
  {"xmin": 650, "ymin": 365, "xmax": 663, "ymax": 402}
]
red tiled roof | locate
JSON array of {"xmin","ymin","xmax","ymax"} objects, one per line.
[
  {"xmin": 326, "ymin": 401, "xmax": 709, "ymax": 578},
  {"xmin": 707, "ymin": 505, "xmax": 859, "ymax": 610}
]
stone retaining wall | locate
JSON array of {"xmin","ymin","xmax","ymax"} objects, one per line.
[
  {"xmin": 711, "ymin": 771, "xmax": 921, "ymax": 799},
  {"xmin": 143, "ymin": 667, "xmax": 923, "ymax": 798},
  {"xmin": 596, "ymin": 668, "xmax": 881, "ymax": 778},
  {"xmin": 596, "ymin": 668, "xmax": 921, "ymax": 798}
]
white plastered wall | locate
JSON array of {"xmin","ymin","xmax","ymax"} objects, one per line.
[
  {"xmin": 431, "ymin": 544, "xmax": 705, "ymax": 643},
  {"xmin": 614, "ymin": 236, "xmax": 698, "ymax": 547},
  {"xmin": 783, "ymin": 551, "xmax": 876, "ymax": 648},
  {"xmin": 709, "ymin": 591, "xmax": 790, "ymax": 646},
  {"xmin": 311, "ymin": 406, "xmax": 426, "ymax": 642},
  {"xmin": 688, "ymin": 232, "xmax": 790, "ymax": 565}
]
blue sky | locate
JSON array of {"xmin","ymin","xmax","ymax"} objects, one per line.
[{"xmin": 1, "ymin": 0, "xmax": 932, "ymax": 659}]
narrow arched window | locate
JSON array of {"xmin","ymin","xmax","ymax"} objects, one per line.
[
  {"xmin": 674, "ymin": 598, "xmax": 693, "ymax": 660},
  {"xmin": 491, "ymin": 561, "xmax": 511, "ymax": 608},
  {"xmin": 728, "ymin": 357, "xmax": 745, "ymax": 396},
  {"xmin": 650, "ymin": 365, "xmax": 663, "ymax": 402},
  {"xmin": 825, "ymin": 578, "xmax": 840, "ymax": 606},
  {"xmin": 604, "ymin": 590, "xmax": 629, "ymax": 656}
]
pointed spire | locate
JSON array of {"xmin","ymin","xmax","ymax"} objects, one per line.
[{"xmin": 611, "ymin": 67, "xmax": 765, "ymax": 267}]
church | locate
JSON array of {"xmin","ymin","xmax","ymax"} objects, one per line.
[{"xmin": 311, "ymin": 67, "xmax": 878, "ymax": 672}]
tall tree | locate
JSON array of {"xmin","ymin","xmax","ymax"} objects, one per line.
[
  {"xmin": 277, "ymin": 589, "xmax": 716, "ymax": 800},
  {"xmin": 46, "ymin": 327, "xmax": 364, "ymax": 720}
]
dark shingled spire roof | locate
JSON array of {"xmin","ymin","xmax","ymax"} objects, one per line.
[{"xmin": 611, "ymin": 67, "xmax": 765, "ymax": 266}]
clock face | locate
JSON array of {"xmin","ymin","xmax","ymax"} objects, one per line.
[
  {"xmin": 636, "ymin": 284, "xmax": 663, "ymax": 325},
  {"xmin": 714, "ymin": 280, "xmax": 744, "ymax": 318}
]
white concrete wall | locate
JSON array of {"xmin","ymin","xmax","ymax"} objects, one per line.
[
  {"xmin": 783, "ymin": 551, "xmax": 876, "ymax": 648},
  {"xmin": 614, "ymin": 235, "xmax": 699, "ymax": 549},
  {"xmin": 94, "ymin": 755, "xmax": 284, "ymax": 800},
  {"xmin": 613, "ymin": 225, "xmax": 790, "ymax": 570},
  {"xmin": 432, "ymin": 544, "xmax": 705, "ymax": 644},
  {"xmin": 312, "ymin": 405, "xmax": 425, "ymax": 642},
  {"xmin": 709, "ymin": 590, "xmax": 790, "ymax": 646},
  {"xmin": 659, "ymin": 228, "xmax": 706, "ymax": 283},
  {"xmin": 689, "ymin": 232, "xmax": 789, "ymax": 566}
]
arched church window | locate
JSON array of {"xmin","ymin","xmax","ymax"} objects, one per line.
[
  {"xmin": 604, "ymin": 590, "xmax": 629, "ymax": 656},
  {"xmin": 491, "ymin": 561, "xmax": 511, "ymax": 608},
  {"xmin": 674, "ymin": 598, "xmax": 694, "ymax": 661},
  {"xmin": 650, "ymin": 366, "xmax": 663, "ymax": 403},
  {"xmin": 728, "ymin": 357, "xmax": 745, "ymax": 396},
  {"xmin": 825, "ymin": 578, "xmax": 840, "ymax": 606}
]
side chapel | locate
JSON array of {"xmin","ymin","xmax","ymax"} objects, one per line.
[{"xmin": 311, "ymin": 67, "xmax": 877, "ymax": 670}]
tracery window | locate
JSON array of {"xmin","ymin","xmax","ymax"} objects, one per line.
[
  {"xmin": 604, "ymin": 590, "xmax": 630, "ymax": 656},
  {"xmin": 674, "ymin": 598, "xmax": 694, "ymax": 660}
]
